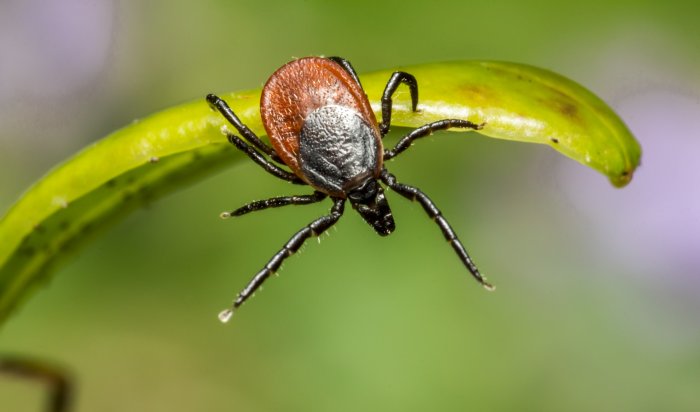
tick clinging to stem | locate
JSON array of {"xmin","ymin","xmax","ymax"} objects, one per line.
[{"xmin": 207, "ymin": 56, "xmax": 493, "ymax": 323}]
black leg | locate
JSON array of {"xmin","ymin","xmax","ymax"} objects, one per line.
[
  {"xmin": 224, "ymin": 131, "xmax": 305, "ymax": 184},
  {"xmin": 219, "ymin": 198, "xmax": 346, "ymax": 322},
  {"xmin": 206, "ymin": 93, "xmax": 283, "ymax": 162},
  {"xmin": 380, "ymin": 170, "xmax": 494, "ymax": 290},
  {"xmin": 0, "ymin": 355, "xmax": 73, "ymax": 412},
  {"xmin": 379, "ymin": 71, "xmax": 419, "ymax": 137},
  {"xmin": 221, "ymin": 191, "xmax": 327, "ymax": 218},
  {"xmin": 327, "ymin": 56, "xmax": 363, "ymax": 88},
  {"xmin": 384, "ymin": 119, "xmax": 484, "ymax": 161}
]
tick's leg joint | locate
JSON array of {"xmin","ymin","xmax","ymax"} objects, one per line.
[
  {"xmin": 206, "ymin": 94, "xmax": 277, "ymax": 156},
  {"xmin": 379, "ymin": 71, "xmax": 419, "ymax": 137},
  {"xmin": 219, "ymin": 198, "xmax": 346, "ymax": 323},
  {"xmin": 327, "ymin": 56, "xmax": 363, "ymax": 88},
  {"xmin": 223, "ymin": 131, "xmax": 305, "ymax": 184},
  {"xmin": 380, "ymin": 169, "xmax": 494, "ymax": 290},
  {"xmin": 221, "ymin": 191, "xmax": 327, "ymax": 218},
  {"xmin": 383, "ymin": 119, "xmax": 483, "ymax": 161}
]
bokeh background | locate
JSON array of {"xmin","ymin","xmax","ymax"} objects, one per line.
[{"xmin": 1, "ymin": 0, "xmax": 699, "ymax": 411}]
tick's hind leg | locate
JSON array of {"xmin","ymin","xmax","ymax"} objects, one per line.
[
  {"xmin": 220, "ymin": 191, "xmax": 327, "ymax": 218},
  {"xmin": 206, "ymin": 93, "xmax": 282, "ymax": 162},
  {"xmin": 380, "ymin": 169, "xmax": 494, "ymax": 290},
  {"xmin": 384, "ymin": 119, "xmax": 484, "ymax": 161},
  {"xmin": 218, "ymin": 198, "xmax": 346, "ymax": 322},
  {"xmin": 327, "ymin": 56, "xmax": 363, "ymax": 88},
  {"xmin": 207, "ymin": 94, "xmax": 303, "ymax": 184},
  {"xmin": 379, "ymin": 71, "xmax": 419, "ymax": 136},
  {"xmin": 223, "ymin": 131, "xmax": 305, "ymax": 184}
]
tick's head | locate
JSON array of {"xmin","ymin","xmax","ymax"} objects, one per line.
[{"xmin": 347, "ymin": 178, "xmax": 395, "ymax": 236}]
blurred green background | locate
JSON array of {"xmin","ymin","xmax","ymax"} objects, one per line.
[{"xmin": 1, "ymin": 0, "xmax": 699, "ymax": 411}]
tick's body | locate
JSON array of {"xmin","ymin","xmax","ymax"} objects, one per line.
[
  {"xmin": 262, "ymin": 58, "xmax": 383, "ymax": 196},
  {"xmin": 207, "ymin": 57, "xmax": 492, "ymax": 322}
]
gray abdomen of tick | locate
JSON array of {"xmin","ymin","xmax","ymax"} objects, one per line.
[{"xmin": 299, "ymin": 105, "xmax": 380, "ymax": 195}]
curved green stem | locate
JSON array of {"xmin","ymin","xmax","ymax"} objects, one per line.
[{"xmin": 0, "ymin": 60, "xmax": 641, "ymax": 324}]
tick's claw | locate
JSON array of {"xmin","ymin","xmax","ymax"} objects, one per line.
[{"xmin": 218, "ymin": 308, "xmax": 234, "ymax": 323}]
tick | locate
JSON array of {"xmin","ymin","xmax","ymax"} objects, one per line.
[{"xmin": 207, "ymin": 56, "xmax": 493, "ymax": 322}]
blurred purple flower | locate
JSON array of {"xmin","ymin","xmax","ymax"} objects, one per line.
[
  {"xmin": 0, "ymin": 0, "xmax": 114, "ymax": 100},
  {"xmin": 559, "ymin": 90, "xmax": 700, "ymax": 285}
]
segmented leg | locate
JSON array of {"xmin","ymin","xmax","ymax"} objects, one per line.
[
  {"xmin": 379, "ymin": 71, "xmax": 419, "ymax": 136},
  {"xmin": 219, "ymin": 198, "xmax": 346, "ymax": 322},
  {"xmin": 206, "ymin": 93, "xmax": 282, "ymax": 162},
  {"xmin": 221, "ymin": 191, "xmax": 327, "ymax": 218},
  {"xmin": 327, "ymin": 56, "xmax": 363, "ymax": 88},
  {"xmin": 380, "ymin": 170, "xmax": 494, "ymax": 290},
  {"xmin": 223, "ymin": 131, "xmax": 305, "ymax": 184},
  {"xmin": 384, "ymin": 119, "xmax": 484, "ymax": 160}
]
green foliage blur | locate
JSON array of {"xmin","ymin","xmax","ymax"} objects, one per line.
[{"xmin": 1, "ymin": 0, "xmax": 698, "ymax": 411}]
